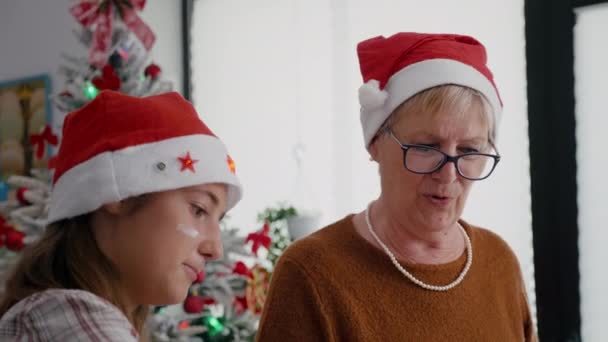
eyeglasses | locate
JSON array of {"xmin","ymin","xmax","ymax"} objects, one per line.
[{"xmin": 388, "ymin": 131, "xmax": 501, "ymax": 181}]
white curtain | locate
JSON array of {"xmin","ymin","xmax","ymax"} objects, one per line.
[{"xmin": 191, "ymin": 0, "xmax": 535, "ymax": 320}]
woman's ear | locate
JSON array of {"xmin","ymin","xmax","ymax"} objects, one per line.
[{"xmin": 368, "ymin": 138, "xmax": 380, "ymax": 162}]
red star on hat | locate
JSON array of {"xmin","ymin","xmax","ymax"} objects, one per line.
[
  {"xmin": 178, "ymin": 152, "xmax": 199, "ymax": 173},
  {"xmin": 227, "ymin": 155, "xmax": 236, "ymax": 174}
]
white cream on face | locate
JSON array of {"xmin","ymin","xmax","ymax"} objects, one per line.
[{"xmin": 177, "ymin": 224, "xmax": 199, "ymax": 238}]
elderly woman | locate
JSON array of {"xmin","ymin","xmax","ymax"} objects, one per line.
[{"xmin": 256, "ymin": 32, "xmax": 536, "ymax": 341}]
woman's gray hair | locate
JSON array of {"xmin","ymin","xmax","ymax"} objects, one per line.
[{"xmin": 375, "ymin": 85, "xmax": 496, "ymax": 146}]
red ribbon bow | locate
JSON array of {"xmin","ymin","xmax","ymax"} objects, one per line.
[
  {"xmin": 246, "ymin": 222, "xmax": 272, "ymax": 256},
  {"xmin": 70, "ymin": 0, "xmax": 156, "ymax": 68},
  {"xmin": 30, "ymin": 125, "xmax": 58, "ymax": 159}
]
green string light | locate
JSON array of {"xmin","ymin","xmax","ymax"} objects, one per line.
[
  {"xmin": 153, "ymin": 306, "xmax": 166, "ymax": 314},
  {"xmin": 202, "ymin": 316, "xmax": 224, "ymax": 336},
  {"xmin": 84, "ymin": 81, "xmax": 99, "ymax": 99}
]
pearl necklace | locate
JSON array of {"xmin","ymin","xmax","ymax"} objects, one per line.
[{"xmin": 364, "ymin": 203, "xmax": 473, "ymax": 291}]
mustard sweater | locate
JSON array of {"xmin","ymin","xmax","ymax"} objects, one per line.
[{"xmin": 257, "ymin": 215, "xmax": 536, "ymax": 341}]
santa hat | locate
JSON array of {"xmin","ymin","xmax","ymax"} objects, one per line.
[
  {"xmin": 357, "ymin": 32, "xmax": 502, "ymax": 148},
  {"xmin": 48, "ymin": 90, "xmax": 242, "ymax": 224}
]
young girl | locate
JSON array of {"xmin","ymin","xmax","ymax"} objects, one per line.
[{"xmin": 0, "ymin": 90, "xmax": 242, "ymax": 341}]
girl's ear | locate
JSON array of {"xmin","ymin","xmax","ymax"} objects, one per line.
[{"xmin": 100, "ymin": 201, "xmax": 124, "ymax": 216}]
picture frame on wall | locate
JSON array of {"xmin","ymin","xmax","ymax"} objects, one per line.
[{"xmin": 0, "ymin": 74, "xmax": 53, "ymax": 181}]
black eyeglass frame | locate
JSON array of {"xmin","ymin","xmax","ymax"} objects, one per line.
[{"xmin": 388, "ymin": 131, "xmax": 501, "ymax": 181}]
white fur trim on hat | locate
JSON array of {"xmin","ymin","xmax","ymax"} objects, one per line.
[
  {"xmin": 359, "ymin": 80, "xmax": 389, "ymax": 111},
  {"xmin": 360, "ymin": 58, "xmax": 502, "ymax": 149},
  {"xmin": 48, "ymin": 134, "xmax": 242, "ymax": 223}
]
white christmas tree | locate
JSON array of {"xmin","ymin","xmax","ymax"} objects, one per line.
[
  {"xmin": 55, "ymin": 0, "xmax": 172, "ymax": 113},
  {"xmin": 0, "ymin": 169, "xmax": 53, "ymax": 290},
  {"xmin": 148, "ymin": 226, "xmax": 266, "ymax": 342},
  {"xmin": 0, "ymin": 0, "xmax": 172, "ymax": 290},
  {"xmin": 147, "ymin": 206, "xmax": 297, "ymax": 342}
]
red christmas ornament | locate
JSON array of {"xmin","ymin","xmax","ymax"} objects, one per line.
[
  {"xmin": 193, "ymin": 270, "xmax": 205, "ymax": 284},
  {"xmin": 92, "ymin": 65, "xmax": 121, "ymax": 91},
  {"xmin": 6, "ymin": 230, "xmax": 25, "ymax": 251},
  {"xmin": 0, "ymin": 223, "xmax": 13, "ymax": 236},
  {"xmin": 15, "ymin": 188, "xmax": 30, "ymax": 205},
  {"xmin": 178, "ymin": 152, "xmax": 198, "ymax": 173},
  {"xmin": 144, "ymin": 63, "xmax": 161, "ymax": 79},
  {"xmin": 183, "ymin": 295, "xmax": 204, "ymax": 314},
  {"xmin": 183, "ymin": 295, "xmax": 216, "ymax": 314}
]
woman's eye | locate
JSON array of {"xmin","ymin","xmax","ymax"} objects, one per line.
[
  {"xmin": 412, "ymin": 146, "xmax": 434, "ymax": 153},
  {"xmin": 460, "ymin": 147, "xmax": 480, "ymax": 154}
]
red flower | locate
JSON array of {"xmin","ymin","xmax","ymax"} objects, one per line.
[
  {"xmin": 234, "ymin": 296, "xmax": 248, "ymax": 313},
  {"xmin": 232, "ymin": 261, "xmax": 253, "ymax": 278},
  {"xmin": 92, "ymin": 65, "xmax": 121, "ymax": 91},
  {"xmin": 202, "ymin": 297, "xmax": 216, "ymax": 305},
  {"xmin": 246, "ymin": 223, "xmax": 272, "ymax": 256}
]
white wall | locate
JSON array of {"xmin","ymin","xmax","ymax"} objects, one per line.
[
  {"xmin": 191, "ymin": 0, "xmax": 535, "ymax": 316},
  {"xmin": 0, "ymin": 0, "xmax": 183, "ymax": 128},
  {"xmin": 574, "ymin": 4, "xmax": 608, "ymax": 341}
]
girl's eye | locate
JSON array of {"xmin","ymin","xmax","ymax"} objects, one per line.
[{"xmin": 190, "ymin": 204, "xmax": 208, "ymax": 218}]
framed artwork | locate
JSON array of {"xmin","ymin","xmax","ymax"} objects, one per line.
[{"xmin": 0, "ymin": 74, "xmax": 53, "ymax": 181}]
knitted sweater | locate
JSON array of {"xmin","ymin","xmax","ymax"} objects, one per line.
[{"xmin": 257, "ymin": 215, "xmax": 536, "ymax": 341}]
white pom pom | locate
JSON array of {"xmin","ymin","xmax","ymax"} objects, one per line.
[{"xmin": 358, "ymin": 80, "xmax": 388, "ymax": 110}]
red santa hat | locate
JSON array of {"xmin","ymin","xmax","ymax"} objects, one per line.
[
  {"xmin": 48, "ymin": 90, "xmax": 242, "ymax": 224},
  {"xmin": 357, "ymin": 32, "xmax": 502, "ymax": 148}
]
